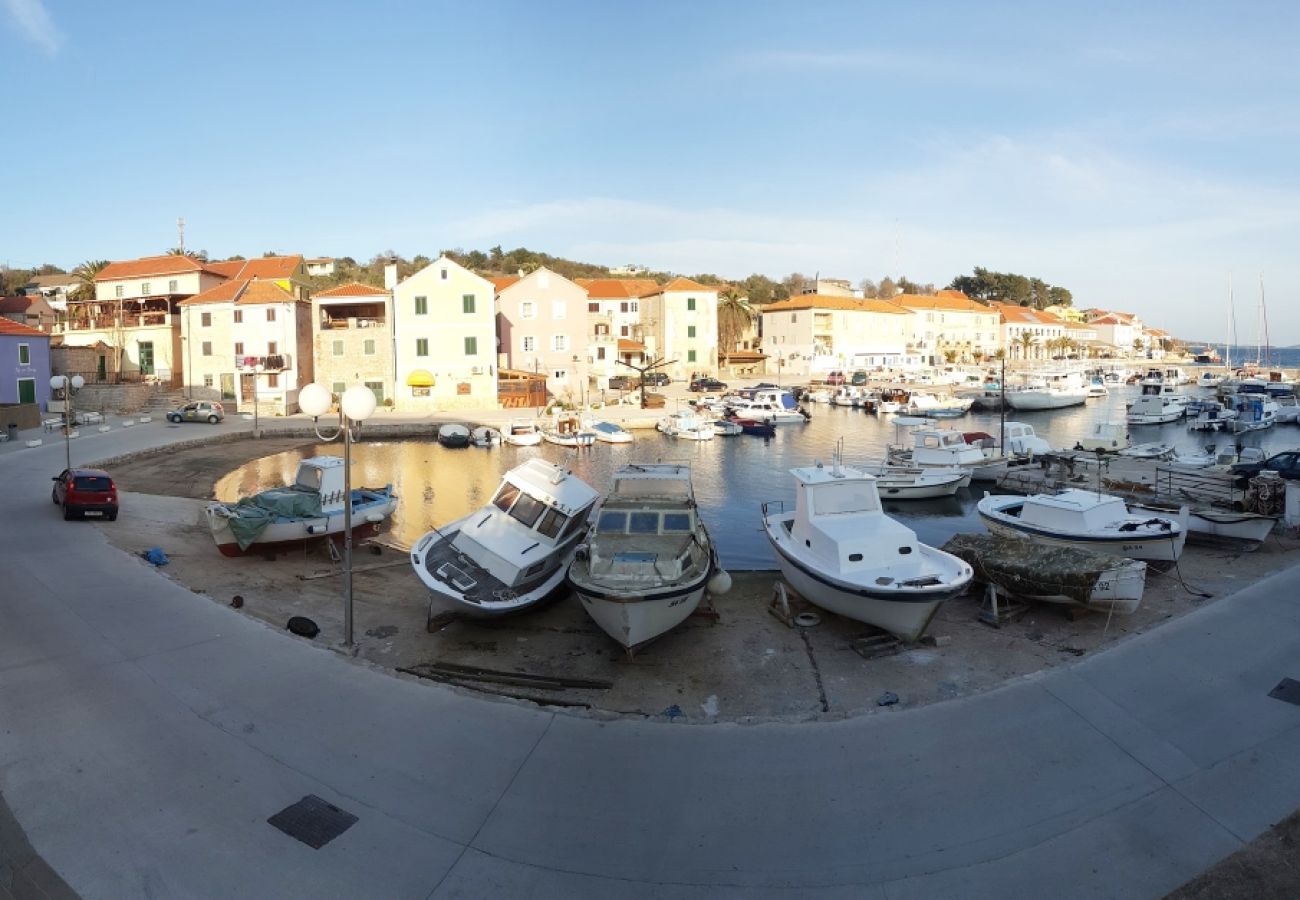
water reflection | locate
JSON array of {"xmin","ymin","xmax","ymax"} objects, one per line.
[{"xmin": 215, "ymin": 385, "xmax": 1298, "ymax": 570}]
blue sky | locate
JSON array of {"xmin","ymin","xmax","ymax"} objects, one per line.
[{"xmin": 4, "ymin": 1, "xmax": 1300, "ymax": 343}]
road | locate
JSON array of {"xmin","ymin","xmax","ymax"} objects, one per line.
[{"xmin": 2, "ymin": 414, "xmax": 1298, "ymax": 898}]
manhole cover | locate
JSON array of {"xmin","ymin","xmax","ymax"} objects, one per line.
[
  {"xmin": 1268, "ymin": 677, "xmax": 1300, "ymax": 706},
  {"xmin": 268, "ymin": 795, "xmax": 357, "ymax": 849}
]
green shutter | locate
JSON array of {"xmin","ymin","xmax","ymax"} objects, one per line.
[
  {"xmin": 462, "ymin": 294, "xmax": 475, "ymax": 314},
  {"xmin": 464, "ymin": 336, "xmax": 478, "ymax": 356},
  {"xmin": 687, "ymin": 297, "xmax": 696, "ymax": 311},
  {"xmin": 415, "ymin": 296, "xmax": 427, "ymax": 315},
  {"xmin": 687, "ymin": 326, "xmax": 696, "ymax": 338},
  {"xmin": 688, "ymin": 350, "xmax": 697, "ymax": 362},
  {"xmin": 416, "ymin": 338, "xmax": 428, "ymax": 356}
]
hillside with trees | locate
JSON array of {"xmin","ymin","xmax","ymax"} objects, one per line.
[{"xmin": 947, "ymin": 267, "xmax": 1072, "ymax": 309}]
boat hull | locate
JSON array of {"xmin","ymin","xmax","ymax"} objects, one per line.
[
  {"xmin": 207, "ymin": 496, "xmax": 397, "ymax": 557},
  {"xmin": 1005, "ymin": 391, "xmax": 1088, "ymax": 410},
  {"xmin": 572, "ymin": 577, "xmax": 709, "ymax": 651},
  {"xmin": 977, "ymin": 512, "xmax": 1187, "ymax": 562},
  {"xmin": 503, "ymin": 432, "xmax": 542, "ymax": 446}
]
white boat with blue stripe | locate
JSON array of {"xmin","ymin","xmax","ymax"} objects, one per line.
[{"xmin": 976, "ymin": 489, "xmax": 1188, "ymax": 562}]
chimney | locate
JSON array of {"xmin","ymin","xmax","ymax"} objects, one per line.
[{"xmin": 384, "ymin": 262, "xmax": 398, "ymax": 290}]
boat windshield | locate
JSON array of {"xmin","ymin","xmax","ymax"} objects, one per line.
[
  {"xmin": 812, "ymin": 483, "xmax": 879, "ymax": 516},
  {"xmin": 509, "ymin": 493, "xmax": 546, "ymax": 528},
  {"xmin": 629, "ymin": 512, "xmax": 659, "ymax": 534},
  {"xmin": 536, "ymin": 506, "xmax": 569, "ymax": 539},
  {"xmin": 295, "ymin": 466, "xmax": 322, "ymax": 492},
  {"xmin": 493, "ymin": 483, "xmax": 521, "ymax": 511}
]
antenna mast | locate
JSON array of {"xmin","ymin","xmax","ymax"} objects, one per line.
[{"xmin": 177, "ymin": 217, "xmax": 186, "ymax": 253}]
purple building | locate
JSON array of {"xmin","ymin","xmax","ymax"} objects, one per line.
[{"xmin": 0, "ymin": 319, "xmax": 52, "ymax": 408}]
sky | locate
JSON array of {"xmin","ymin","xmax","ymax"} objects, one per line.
[{"xmin": 4, "ymin": 0, "xmax": 1300, "ymax": 344}]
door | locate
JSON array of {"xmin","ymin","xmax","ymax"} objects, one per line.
[
  {"xmin": 240, "ymin": 373, "xmax": 256, "ymax": 412},
  {"xmin": 17, "ymin": 378, "xmax": 35, "ymax": 404},
  {"xmin": 138, "ymin": 341, "xmax": 155, "ymax": 375},
  {"xmin": 220, "ymin": 373, "xmax": 236, "ymax": 401},
  {"xmin": 96, "ymin": 355, "xmax": 107, "ymax": 380}
]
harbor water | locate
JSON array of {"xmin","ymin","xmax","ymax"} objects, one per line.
[{"xmin": 215, "ymin": 383, "xmax": 1300, "ymax": 570}]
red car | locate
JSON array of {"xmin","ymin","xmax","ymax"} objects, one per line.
[{"xmin": 52, "ymin": 468, "xmax": 119, "ymax": 521}]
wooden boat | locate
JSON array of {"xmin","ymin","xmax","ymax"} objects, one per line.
[
  {"xmin": 761, "ymin": 452, "xmax": 973, "ymax": 642},
  {"xmin": 568, "ymin": 464, "xmax": 727, "ymax": 653},
  {"xmin": 977, "ymin": 489, "xmax": 1188, "ymax": 561},
  {"xmin": 592, "ymin": 421, "xmax": 634, "ymax": 444},
  {"xmin": 503, "ymin": 418, "xmax": 542, "ymax": 447},
  {"xmin": 205, "ymin": 456, "xmax": 396, "ymax": 558},
  {"xmin": 438, "ymin": 423, "xmax": 471, "ymax": 447},
  {"xmin": 942, "ymin": 533, "xmax": 1148, "ymax": 614},
  {"xmin": 888, "ymin": 423, "xmax": 1005, "ymax": 480},
  {"xmin": 410, "ymin": 459, "xmax": 598, "ymax": 615},
  {"xmin": 1132, "ymin": 502, "xmax": 1277, "ymax": 547},
  {"xmin": 542, "ymin": 413, "xmax": 596, "ymax": 447}
]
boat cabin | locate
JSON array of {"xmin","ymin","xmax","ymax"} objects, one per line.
[
  {"xmin": 907, "ymin": 429, "xmax": 985, "ymax": 467},
  {"xmin": 292, "ymin": 457, "xmax": 348, "ymax": 511},
  {"xmin": 452, "ymin": 458, "xmax": 598, "ymax": 586},
  {"xmin": 1002, "ymin": 422, "xmax": 1050, "ymax": 456},
  {"xmin": 787, "ymin": 464, "xmax": 923, "ymax": 578},
  {"xmin": 1012, "ymin": 489, "xmax": 1131, "ymax": 532},
  {"xmin": 750, "ymin": 388, "xmax": 799, "ymax": 410}
]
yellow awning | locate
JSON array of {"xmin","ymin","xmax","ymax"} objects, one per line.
[{"xmin": 406, "ymin": 369, "xmax": 435, "ymax": 387}]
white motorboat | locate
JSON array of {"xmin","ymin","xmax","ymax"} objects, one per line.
[
  {"xmin": 568, "ymin": 464, "xmax": 727, "ymax": 653},
  {"xmin": 1004, "ymin": 370, "xmax": 1089, "ymax": 410},
  {"xmin": 205, "ymin": 456, "xmax": 397, "ymax": 558},
  {"xmin": 1231, "ymin": 395, "xmax": 1278, "ymax": 432},
  {"xmin": 1186, "ymin": 401, "xmax": 1238, "ymax": 431},
  {"xmin": 1086, "ymin": 377, "xmax": 1109, "ymax": 398},
  {"xmin": 1196, "ymin": 371, "xmax": 1226, "ymax": 389},
  {"xmin": 711, "ymin": 419, "xmax": 743, "ymax": 436},
  {"xmin": 943, "ymin": 533, "xmax": 1148, "ymax": 615},
  {"xmin": 1274, "ymin": 396, "xmax": 1300, "ymax": 424},
  {"xmin": 657, "ymin": 410, "xmax": 715, "ymax": 440},
  {"xmin": 762, "ymin": 453, "xmax": 973, "ymax": 642},
  {"xmin": 1001, "ymin": 422, "xmax": 1052, "ymax": 458},
  {"xmin": 471, "ymin": 426, "xmax": 502, "ymax": 447},
  {"xmin": 1074, "ymin": 422, "xmax": 1130, "ymax": 453},
  {"xmin": 907, "ymin": 392, "xmax": 973, "ymax": 417},
  {"xmin": 806, "ymin": 388, "xmax": 832, "ymax": 404},
  {"xmin": 977, "ymin": 489, "xmax": 1188, "ymax": 562},
  {"xmin": 1133, "ymin": 502, "xmax": 1277, "ymax": 547},
  {"xmin": 542, "ymin": 413, "xmax": 597, "ymax": 447},
  {"xmin": 857, "ymin": 462, "xmax": 971, "ymax": 499},
  {"xmin": 888, "ymin": 424, "xmax": 1002, "ymax": 480},
  {"xmin": 829, "ymin": 385, "xmax": 862, "ymax": 407},
  {"xmin": 410, "ymin": 458, "xmax": 599, "ymax": 615},
  {"xmin": 728, "ymin": 388, "xmax": 809, "ymax": 423},
  {"xmin": 503, "ymin": 418, "xmax": 542, "ymax": 447},
  {"xmin": 592, "ymin": 421, "xmax": 634, "ymax": 444},
  {"xmin": 437, "ymin": 423, "xmax": 471, "ymax": 447},
  {"xmin": 1118, "ymin": 442, "xmax": 1177, "ymax": 460}
]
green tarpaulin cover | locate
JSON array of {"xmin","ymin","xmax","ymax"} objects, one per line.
[
  {"xmin": 226, "ymin": 486, "xmax": 323, "ymax": 550},
  {"xmin": 940, "ymin": 533, "xmax": 1110, "ymax": 604}
]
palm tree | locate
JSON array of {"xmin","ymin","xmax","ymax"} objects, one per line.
[
  {"xmin": 716, "ymin": 287, "xmax": 755, "ymax": 357},
  {"xmin": 70, "ymin": 259, "xmax": 109, "ymax": 304},
  {"xmin": 166, "ymin": 247, "xmax": 208, "ymax": 261},
  {"xmin": 1132, "ymin": 337, "xmax": 1145, "ymax": 358},
  {"xmin": 1015, "ymin": 331, "xmax": 1039, "ymax": 360}
]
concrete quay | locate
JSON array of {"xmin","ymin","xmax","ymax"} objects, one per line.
[{"xmin": 2, "ymin": 412, "xmax": 1299, "ymax": 898}]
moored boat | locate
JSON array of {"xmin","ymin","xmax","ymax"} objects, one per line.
[
  {"xmin": 542, "ymin": 413, "xmax": 597, "ymax": 447},
  {"xmin": 761, "ymin": 453, "xmax": 973, "ymax": 642},
  {"xmin": 438, "ymin": 423, "xmax": 471, "ymax": 447},
  {"xmin": 204, "ymin": 456, "xmax": 397, "ymax": 557},
  {"xmin": 592, "ymin": 421, "xmax": 634, "ymax": 444},
  {"xmin": 711, "ymin": 419, "xmax": 742, "ymax": 436},
  {"xmin": 976, "ymin": 489, "xmax": 1188, "ymax": 561},
  {"xmin": 657, "ymin": 410, "xmax": 714, "ymax": 440},
  {"xmin": 858, "ymin": 462, "xmax": 970, "ymax": 499},
  {"xmin": 471, "ymin": 426, "xmax": 502, "ymax": 447},
  {"xmin": 503, "ymin": 418, "xmax": 542, "ymax": 447},
  {"xmin": 410, "ymin": 458, "xmax": 599, "ymax": 615}
]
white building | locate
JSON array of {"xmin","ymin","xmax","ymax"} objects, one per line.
[
  {"xmin": 638, "ymin": 277, "xmax": 719, "ymax": 380},
  {"xmin": 995, "ymin": 303, "xmax": 1066, "ymax": 360},
  {"xmin": 759, "ymin": 295, "xmax": 914, "ymax": 377},
  {"xmin": 890, "ymin": 290, "xmax": 1001, "ymax": 364},
  {"xmin": 494, "ymin": 267, "xmax": 590, "ymax": 401}
]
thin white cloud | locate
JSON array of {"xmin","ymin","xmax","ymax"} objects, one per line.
[
  {"xmin": 745, "ymin": 49, "xmax": 910, "ymax": 70},
  {"xmin": 2, "ymin": 0, "xmax": 61, "ymax": 54}
]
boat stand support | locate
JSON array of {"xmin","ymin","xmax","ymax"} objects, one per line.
[
  {"xmin": 851, "ymin": 629, "xmax": 903, "ymax": 660},
  {"xmin": 979, "ymin": 583, "xmax": 1031, "ymax": 628},
  {"xmin": 692, "ymin": 594, "xmax": 721, "ymax": 624}
]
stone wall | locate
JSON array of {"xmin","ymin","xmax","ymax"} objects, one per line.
[{"xmin": 76, "ymin": 383, "xmax": 153, "ymax": 414}]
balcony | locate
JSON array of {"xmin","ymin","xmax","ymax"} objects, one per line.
[
  {"xmin": 240, "ymin": 354, "xmax": 292, "ymax": 372},
  {"xmin": 320, "ymin": 316, "xmax": 387, "ymax": 330}
]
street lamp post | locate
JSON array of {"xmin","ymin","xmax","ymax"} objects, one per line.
[
  {"xmin": 298, "ymin": 382, "xmax": 377, "ymax": 651},
  {"xmin": 49, "ymin": 374, "xmax": 85, "ymax": 471}
]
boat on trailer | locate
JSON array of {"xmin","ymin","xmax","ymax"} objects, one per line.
[{"xmin": 409, "ymin": 458, "xmax": 598, "ymax": 616}]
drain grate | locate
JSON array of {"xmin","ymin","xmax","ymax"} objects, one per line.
[
  {"xmin": 268, "ymin": 795, "xmax": 358, "ymax": 849},
  {"xmin": 1268, "ymin": 677, "xmax": 1300, "ymax": 706}
]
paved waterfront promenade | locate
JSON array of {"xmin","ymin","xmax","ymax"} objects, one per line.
[{"xmin": 2, "ymin": 413, "xmax": 1299, "ymax": 898}]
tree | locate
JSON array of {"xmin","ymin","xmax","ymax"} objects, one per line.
[
  {"xmin": 1132, "ymin": 337, "xmax": 1145, "ymax": 357},
  {"xmin": 1047, "ymin": 286, "xmax": 1073, "ymax": 307},
  {"xmin": 948, "ymin": 267, "xmax": 1071, "ymax": 310},
  {"xmin": 166, "ymin": 248, "xmax": 208, "ymax": 261},
  {"xmin": 781, "ymin": 272, "xmax": 809, "ymax": 296},
  {"xmin": 717, "ymin": 288, "xmax": 755, "ymax": 354},
  {"xmin": 877, "ymin": 277, "xmax": 898, "ymax": 299},
  {"xmin": 943, "ymin": 348, "xmax": 959, "ymax": 364},
  {"xmin": 70, "ymin": 259, "xmax": 109, "ymax": 304},
  {"xmin": 742, "ymin": 274, "xmax": 784, "ymax": 305},
  {"xmin": 1015, "ymin": 331, "xmax": 1039, "ymax": 360}
]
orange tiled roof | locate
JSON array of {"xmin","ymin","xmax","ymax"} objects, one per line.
[
  {"xmin": 177, "ymin": 280, "xmax": 247, "ymax": 306},
  {"xmin": 489, "ymin": 276, "xmax": 521, "ymax": 292},
  {"xmin": 642, "ymin": 276, "xmax": 716, "ymax": 296},
  {"xmin": 1088, "ymin": 314, "xmax": 1125, "ymax": 325},
  {"xmin": 760, "ymin": 295, "xmax": 909, "ymax": 314},
  {"xmin": 315, "ymin": 281, "xmax": 388, "ymax": 298},
  {"xmin": 890, "ymin": 290, "xmax": 986, "ymax": 312},
  {"xmin": 236, "ymin": 280, "xmax": 299, "ymax": 305},
  {"xmin": 235, "ymin": 256, "xmax": 303, "ymax": 280},
  {"xmin": 0, "ymin": 296, "xmax": 36, "ymax": 314},
  {"xmin": 618, "ymin": 339, "xmax": 646, "ymax": 352},
  {"xmin": 95, "ymin": 255, "xmax": 212, "ymax": 282},
  {"xmin": 994, "ymin": 303, "xmax": 1066, "ymax": 326},
  {"xmin": 178, "ymin": 278, "xmax": 300, "ymax": 307},
  {"xmin": 0, "ymin": 317, "xmax": 48, "ymax": 337},
  {"xmin": 578, "ymin": 278, "xmax": 646, "ymax": 299},
  {"xmin": 205, "ymin": 260, "xmax": 246, "ymax": 279}
]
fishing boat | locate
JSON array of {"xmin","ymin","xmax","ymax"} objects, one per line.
[
  {"xmin": 592, "ymin": 421, "xmax": 634, "ymax": 444},
  {"xmin": 437, "ymin": 423, "xmax": 471, "ymax": 448},
  {"xmin": 1074, "ymin": 422, "xmax": 1130, "ymax": 453},
  {"xmin": 1131, "ymin": 502, "xmax": 1277, "ymax": 547},
  {"xmin": 1231, "ymin": 395, "xmax": 1278, "ymax": 432},
  {"xmin": 907, "ymin": 392, "xmax": 973, "ymax": 418},
  {"xmin": 711, "ymin": 419, "xmax": 743, "ymax": 436},
  {"xmin": 888, "ymin": 421, "xmax": 1003, "ymax": 480},
  {"xmin": 858, "ymin": 462, "xmax": 971, "ymax": 499},
  {"xmin": 410, "ymin": 458, "xmax": 599, "ymax": 615},
  {"xmin": 976, "ymin": 489, "xmax": 1188, "ymax": 561},
  {"xmin": 1000, "ymin": 422, "xmax": 1052, "ymax": 458},
  {"xmin": 1126, "ymin": 379, "xmax": 1187, "ymax": 425},
  {"xmin": 1004, "ymin": 370, "xmax": 1089, "ymax": 410},
  {"xmin": 761, "ymin": 452, "xmax": 973, "ymax": 641},
  {"xmin": 657, "ymin": 409, "xmax": 715, "ymax": 440},
  {"xmin": 1086, "ymin": 376, "xmax": 1109, "ymax": 398},
  {"xmin": 471, "ymin": 426, "xmax": 502, "ymax": 447},
  {"xmin": 1186, "ymin": 400, "xmax": 1237, "ymax": 431},
  {"xmin": 942, "ymin": 533, "xmax": 1148, "ymax": 614},
  {"xmin": 727, "ymin": 387, "xmax": 810, "ymax": 423},
  {"xmin": 205, "ymin": 456, "xmax": 397, "ymax": 558},
  {"xmin": 875, "ymin": 387, "xmax": 910, "ymax": 414},
  {"xmin": 731, "ymin": 416, "xmax": 775, "ymax": 437},
  {"xmin": 568, "ymin": 463, "xmax": 728, "ymax": 653},
  {"xmin": 503, "ymin": 418, "xmax": 542, "ymax": 447},
  {"xmin": 1118, "ymin": 442, "xmax": 1177, "ymax": 460},
  {"xmin": 542, "ymin": 413, "xmax": 597, "ymax": 447}
]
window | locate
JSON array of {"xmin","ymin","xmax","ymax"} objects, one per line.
[
  {"xmin": 596, "ymin": 347, "xmax": 606, "ymax": 360},
  {"xmin": 688, "ymin": 350, "xmax": 697, "ymax": 363},
  {"xmin": 168, "ymin": 279, "xmax": 178, "ymax": 293},
  {"xmin": 416, "ymin": 338, "xmax": 428, "ymax": 356},
  {"xmin": 464, "ymin": 336, "xmax": 478, "ymax": 356},
  {"xmin": 688, "ymin": 326, "xmax": 696, "ymax": 338},
  {"xmin": 462, "ymin": 294, "xmax": 476, "ymax": 314},
  {"xmin": 142, "ymin": 282, "xmax": 152, "ymax": 296},
  {"xmin": 202, "ymin": 341, "xmax": 212, "ymax": 356},
  {"xmin": 620, "ymin": 325, "xmax": 629, "ymax": 337},
  {"xmin": 493, "ymin": 483, "xmax": 521, "ymax": 511},
  {"xmin": 553, "ymin": 334, "xmax": 568, "ymax": 352},
  {"xmin": 203, "ymin": 374, "xmax": 213, "ymax": 388},
  {"xmin": 332, "ymin": 381, "xmax": 346, "ymax": 395},
  {"xmin": 552, "ymin": 301, "xmax": 566, "ymax": 320},
  {"xmin": 414, "ymin": 296, "xmax": 428, "ymax": 315},
  {"xmin": 595, "ymin": 323, "xmax": 608, "ymax": 335},
  {"xmin": 662, "ymin": 513, "xmax": 692, "ymax": 533},
  {"xmin": 201, "ymin": 312, "xmax": 212, "ymax": 327},
  {"xmin": 267, "ymin": 341, "xmax": 277, "ymax": 354},
  {"xmin": 536, "ymin": 507, "xmax": 569, "ymax": 539},
  {"xmin": 521, "ymin": 301, "xmax": 536, "ymax": 319},
  {"xmin": 686, "ymin": 297, "xmax": 696, "ymax": 311},
  {"xmin": 365, "ymin": 381, "xmax": 384, "ymax": 403},
  {"xmin": 233, "ymin": 310, "xmax": 243, "ymax": 323},
  {"xmin": 791, "ymin": 313, "xmax": 797, "ymax": 323},
  {"xmin": 508, "ymin": 493, "xmax": 545, "ymax": 528},
  {"xmin": 17, "ymin": 343, "xmax": 29, "ymax": 364},
  {"xmin": 234, "ymin": 342, "xmax": 244, "ymax": 356},
  {"xmin": 522, "ymin": 336, "xmax": 536, "ymax": 352},
  {"xmin": 620, "ymin": 302, "xmax": 629, "ymax": 313},
  {"xmin": 114, "ymin": 285, "xmax": 124, "ymax": 298},
  {"xmin": 266, "ymin": 373, "xmax": 279, "ymax": 388},
  {"xmin": 553, "ymin": 369, "xmax": 567, "ymax": 380},
  {"xmin": 363, "ymin": 339, "xmax": 375, "ymax": 355},
  {"xmin": 333, "ymin": 340, "xmax": 344, "ymax": 356},
  {"xmin": 440, "ymin": 268, "xmax": 448, "ymax": 281},
  {"xmin": 629, "ymin": 512, "xmax": 659, "ymax": 534},
  {"xmin": 629, "ymin": 301, "xmax": 638, "ymax": 313},
  {"xmin": 266, "ymin": 308, "xmax": 276, "ymax": 322},
  {"xmin": 588, "ymin": 302, "xmax": 599, "ymax": 313},
  {"xmin": 597, "ymin": 510, "xmax": 627, "ymax": 533}
]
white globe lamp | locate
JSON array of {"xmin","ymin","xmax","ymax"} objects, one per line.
[
  {"xmin": 341, "ymin": 384, "xmax": 377, "ymax": 422},
  {"xmin": 49, "ymin": 375, "xmax": 63, "ymax": 391},
  {"xmin": 71, "ymin": 374, "xmax": 85, "ymax": 390},
  {"xmin": 299, "ymin": 382, "xmax": 332, "ymax": 418}
]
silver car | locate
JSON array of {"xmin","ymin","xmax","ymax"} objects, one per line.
[{"xmin": 167, "ymin": 401, "xmax": 225, "ymax": 424}]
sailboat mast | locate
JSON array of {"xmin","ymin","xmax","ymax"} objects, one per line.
[
  {"xmin": 1225, "ymin": 274, "xmax": 1233, "ymax": 370},
  {"xmin": 1259, "ymin": 274, "xmax": 1271, "ymax": 367}
]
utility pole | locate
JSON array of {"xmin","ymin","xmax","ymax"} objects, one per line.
[
  {"xmin": 616, "ymin": 356, "xmax": 675, "ymax": 409},
  {"xmin": 177, "ymin": 217, "xmax": 185, "ymax": 253}
]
